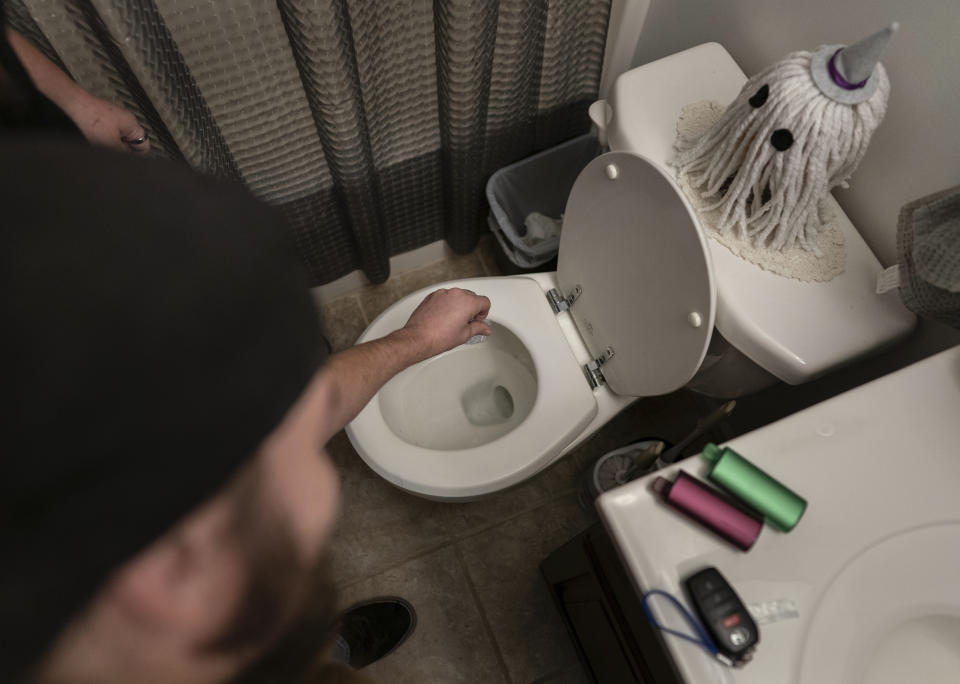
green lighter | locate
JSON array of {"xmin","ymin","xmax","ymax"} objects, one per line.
[{"xmin": 701, "ymin": 443, "xmax": 807, "ymax": 531}]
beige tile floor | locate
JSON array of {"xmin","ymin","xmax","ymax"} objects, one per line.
[{"xmin": 318, "ymin": 237, "xmax": 725, "ymax": 683}]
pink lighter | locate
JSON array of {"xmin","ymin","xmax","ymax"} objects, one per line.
[{"xmin": 652, "ymin": 471, "xmax": 762, "ymax": 551}]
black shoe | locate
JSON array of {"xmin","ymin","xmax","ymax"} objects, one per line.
[{"xmin": 337, "ymin": 596, "xmax": 417, "ymax": 669}]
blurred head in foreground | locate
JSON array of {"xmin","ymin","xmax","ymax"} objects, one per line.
[{"xmin": 2, "ymin": 137, "xmax": 344, "ymax": 683}]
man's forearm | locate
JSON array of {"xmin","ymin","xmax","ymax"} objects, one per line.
[
  {"xmin": 311, "ymin": 287, "xmax": 492, "ymax": 446},
  {"xmin": 6, "ymin": 29, "xmax": 151, "ymax": 151},
  {"xmin": 5, "ymin": 29, "xmax": 83, "ymax": 110},
  {"xmin": 313, "ymin": 329, "xmax": 426, "ymax": 445}
]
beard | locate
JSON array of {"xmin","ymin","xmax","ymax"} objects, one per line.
[
  {"xmin": 225, "ymin": 552, "xmax": 341, "ymax": 684},
  {"xmin": 205, "ymin": 461, "xmax": 343, "ymax": 684}
]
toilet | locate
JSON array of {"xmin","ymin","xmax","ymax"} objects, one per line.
[{"xmin": 346, "ymin": 43, "xmax": 915, "ymax": 501}]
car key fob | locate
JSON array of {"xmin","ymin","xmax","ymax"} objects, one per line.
[{"xmin": 684, "ymin": 567, "xmax": 759, "ymax": 665}]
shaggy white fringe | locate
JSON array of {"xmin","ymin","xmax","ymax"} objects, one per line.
[{"xmin": 673, "ymin": 50, "xmax": 889, "ymax": 251}]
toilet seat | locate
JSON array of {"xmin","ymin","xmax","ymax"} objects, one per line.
[{"xmin": 347, "ymin": 276, "xmax": 598, "ymax": 499}]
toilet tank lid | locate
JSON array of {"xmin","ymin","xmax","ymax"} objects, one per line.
[{"xmin": 557, "ymin": 151, "xmax": 716, "ymax": 397}]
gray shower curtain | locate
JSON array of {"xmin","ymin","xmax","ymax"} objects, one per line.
[{"xmin": 6, "ymin": 0, "xmax": 611, "ymax": 285}]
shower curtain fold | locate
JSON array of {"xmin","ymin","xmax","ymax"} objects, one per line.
[{"xmin": 7, "ymin": 0, "xmax": 610, "ymax": 285}]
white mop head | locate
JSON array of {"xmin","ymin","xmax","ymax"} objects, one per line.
[{"xmin": 673, "ymin": 26, "xmax": 895, "ymax": 252}]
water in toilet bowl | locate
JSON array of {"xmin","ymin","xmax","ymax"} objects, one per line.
[
  {"xmin": 378, "ymin": 322, "xmax": 538, "ymax": 450},
  {"xmin": 461, "ymin": 380, "xmax": 515, "ymax": 426}
]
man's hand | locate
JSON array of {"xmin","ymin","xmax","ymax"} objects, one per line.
[
  {"xmin": 6, "ymin": 29, "xmax": 149, "ymax": 153},
  {"xmin": 310, "ymin": 287, "xmax": 492, "ymax": 443},
  {"xmin": 401, "ymin": 287, "xmax": 492, "ymax": 361},
  {"xmin": 62, "ymin": 93, "xmax": 150, "ymax": 153}
]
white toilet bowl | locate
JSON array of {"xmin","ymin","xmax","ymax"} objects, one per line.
[
  {"xmin": 348, "ymin": 274, "xmax": 620, "ymax": 500},
  {"xmin": 381, "ymin": 320, "xmax": 537, "ymax": 451},
  {"xmin": 348, "ymin": 143, "xmax": 723, "ymax": 501},
  {"xmin": 346, "ymin": 43, "xmax": 915, "ymax": 501}
]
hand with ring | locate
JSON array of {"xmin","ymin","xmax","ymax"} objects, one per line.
[{"xmin": 62, "ymin": 92, "xmax": 151, "ymax": 153}]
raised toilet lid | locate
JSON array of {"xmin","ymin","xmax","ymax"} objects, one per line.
[{"xmin": 558, "ymin": 151, "xmax": 716, "ymax": 397}]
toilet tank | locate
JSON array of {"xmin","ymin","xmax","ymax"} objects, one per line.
[{"xmin": 604, "ymin": 43, "xmax": 915, "ymax": 385}]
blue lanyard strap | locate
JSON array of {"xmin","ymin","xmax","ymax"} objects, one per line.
[{"xmin": 641, "ymin": 589, "xmax": 719, "ymax": 658}]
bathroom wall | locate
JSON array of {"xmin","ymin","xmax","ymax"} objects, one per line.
[{"xmin": 630, "ymin": 0, "xmax": 960, "ymax": 267}]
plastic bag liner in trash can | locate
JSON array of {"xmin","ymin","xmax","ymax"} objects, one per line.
[{"xmin": 486, "ymin": 134, "xmax": 601, "ymax": 270}]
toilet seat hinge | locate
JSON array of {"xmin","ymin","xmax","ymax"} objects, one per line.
[
  {"xmin": 582, "ymin": 346, "xmax": 615, "ymax": 389},
  {"xmin": 547, "ymin": 285, "xmax": 582, "ymax": 314}
]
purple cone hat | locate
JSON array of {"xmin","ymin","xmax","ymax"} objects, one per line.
[{"xmin": 811, "ymin": 23, "xmax": 898, "ymax": 105}]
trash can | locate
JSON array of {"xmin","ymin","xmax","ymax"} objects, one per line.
[{"xmin": 486, "ymin": 134, "xmax": 601, "ymax": 274}]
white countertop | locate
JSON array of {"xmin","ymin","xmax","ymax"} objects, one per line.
[{"xmin": 597, "ymin": 346, "xmax": 960, "ymax": 683}]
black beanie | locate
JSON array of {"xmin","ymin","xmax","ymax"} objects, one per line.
[{"xmin": 1, "ymin": 136, "xmax": 325, "ymax": 680}]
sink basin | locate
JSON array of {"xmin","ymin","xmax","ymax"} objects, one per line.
[{"xmin": 798, "ymin": 523, "xmax": 960, "ymax": 684}]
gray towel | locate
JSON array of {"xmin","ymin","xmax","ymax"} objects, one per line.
[{"xmin": 897, "ymin": 185, "xmax": 960, "ymax": 329}]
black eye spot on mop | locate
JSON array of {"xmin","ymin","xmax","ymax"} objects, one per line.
[
  {"xmin": 748, "ymin": 84, "xmax": 769, "ymax": 108},
  {"xmin": 719, "ymin": 175, "xmax": 735, "ymax": 197},
  {"xmin": 761, "ymin": 184, "xmax": 772, "ymax": 205},
  {"xmin": 770, "ymin": 129, "xmax": 794, "ymax": 151}
]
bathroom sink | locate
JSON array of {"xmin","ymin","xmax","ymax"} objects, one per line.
[
  {"xmin": 797, "ymin": 523, "xmax": 960, "ymax": 684},
  {"xmin": 597, "ymin": 346, "xmax": 960, "ymax": 683}
]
